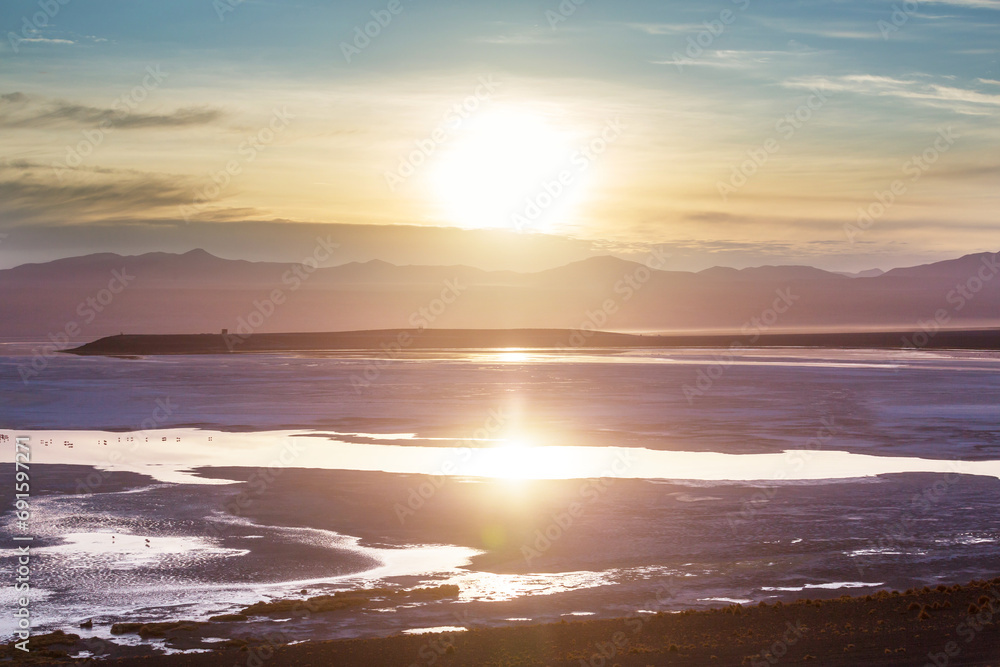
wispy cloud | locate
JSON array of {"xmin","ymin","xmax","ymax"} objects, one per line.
[
  {"xmin": 783, "ymin": 75, "xmax": 1000, "ymax": 114},
  {"xmin": 0, "ymin": 161, "xmax": 202, "ymax": 225},
  {"xmin": 926, "ymin": 0, "xmax": 1000, "ymax": 8},
  {"xmin": 3, "ymin": 32, "xmax": 110, "ymax": 51},
  {"xmin": 652, "ymin": 55, "xmax": 751, "ymax": 70},
  {"xmin": 0, "ymin": 93, "xmax": 224, "ymax": 129},
  {"xmin": 467, "ymin": 21, "xmax": 567, "ymax": 45},
  {"xmin": 16, "ymin": 37, "xmax": 75, "ymax": 45},
  {"xmin": 789, "ymin": 28, "xmax": 884, "ymax": 40},
  {"xmin": 469, "ymin": 33, "xmax": 555, "ymax": 45},
  {"xmin": 654, "ymin": 48, "xmax": 818, "ymax": 70},
  {"xmin": 628, "ymin": 22, "xmax": 705, "ymax": 35},
  {"xmin": 630, "ymin": 20, "xmax": 878, "ymax": 41},
  {"xmin": 753, "ymin": 17, "xmax": 888, "ymax": 40}
]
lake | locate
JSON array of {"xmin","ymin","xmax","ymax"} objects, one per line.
[{"xmin": 2, "ymin": 346, "xmax": 999, "ymax": 647}]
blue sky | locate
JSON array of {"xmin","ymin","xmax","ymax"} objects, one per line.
[{"xmin": 1, "ymin": 0, "xmax": 998, "ymax": 271}]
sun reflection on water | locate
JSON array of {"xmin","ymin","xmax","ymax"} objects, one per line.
[
  {"xmin": 494, "ymin": 348, "xmax": 531, "ymax": 363},
  {"xmin": 490, "ymin": 440, "xmax": 535, "ymax": 479}
]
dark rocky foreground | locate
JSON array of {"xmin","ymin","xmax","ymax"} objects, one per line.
[
  {"xmin": 66, "ymin": 327, "xmax": 1000, "ymax": 356},
  {"xmin": 7, "ymin": 578, "xmax": 1000, "ymax": 666}
]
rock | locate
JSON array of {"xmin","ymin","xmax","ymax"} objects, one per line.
[{"xmin": 209, "ymin": 614, "xmax": 249, "ymax": 622}]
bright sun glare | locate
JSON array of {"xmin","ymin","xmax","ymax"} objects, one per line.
[
  {"xmin": 490, "ymin": 440, "xmax": 536, "ymax": 480},
  {"xmin": 429, "ymin": 108, "xmax": 583, "ymax": 232},
  {"xmin": 495, "ymin": 348, "xmax": 530, "ymax": 363}
]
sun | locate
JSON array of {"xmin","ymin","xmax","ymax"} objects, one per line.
[{"xmin": 428, "ymin": 108, "xmax": 582, "ymax": 232}]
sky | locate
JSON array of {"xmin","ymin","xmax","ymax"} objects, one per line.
[{"xmin": 1, "ymin": 0, "xmax": 998, "ymax": 272}]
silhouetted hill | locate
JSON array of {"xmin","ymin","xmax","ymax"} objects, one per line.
[
  {"xmin": 882, "ymin": 251, "xmax": 999, "ymax": 281},
  {"xmin": 698, "ymin": 265, "xmax": 843, "ymax": 282},
  {"xmin": 68, "ymin": 328, "xmax": 1000, "ymax": 355},
  {"xmin": 2, "ymin": 249, "xmax": 999, "ymax": 338},
  {"xmin": 836, "ymin": 268, "xmax": 885, "ymax": 278}
]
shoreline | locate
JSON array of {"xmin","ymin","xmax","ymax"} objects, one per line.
[
  {"xmin": 7, "ymin": 465, "xmax": 1000, "ymax": 664},
  {"xmin": 9, "ymin": 428, "xmax": 1000, "ymax": 485},
  {"xmin": 8, "ymin": 576, "xmax": 999, "ymax": 665},
  {"xmin": 65, "ymin": 327, "xmax": 1000, "ymax": 356}
]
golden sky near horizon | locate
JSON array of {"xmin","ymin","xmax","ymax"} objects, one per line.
[{"xmin": 1, "ymin": 0, "xmax": 999, "ymax": 271}]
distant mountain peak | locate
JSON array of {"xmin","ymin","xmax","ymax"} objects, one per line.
[
  {"xmin": 836, "ymin": 268, "xmax": 884, "ymax": 278},
  {"xmin": 698, "ymin": 264, "xmax": 842, "ymax": 281},
  {"xmin": 3, "ymin": 247, "xmax": 1000, "ymax": 337},
  {"xmin": 539, "ymin": 255, "xmax": 650, "ymax": 274},
  {"xmin": 882, "ymin": 250, "xmax": 1000, "ymax": 279},
  {"xmin": 180, "ymin": 248, "xmax": 218, "ymax": 258}
]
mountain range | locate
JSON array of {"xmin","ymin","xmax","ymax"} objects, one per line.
[{"xmin": 1, "ymin": 249, "xmax": 998, "ymax": 339}]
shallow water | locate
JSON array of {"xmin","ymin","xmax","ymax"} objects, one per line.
[
  {"xmin": 3, "ymin": 347, "xmax": 1000, "ymax": 462},
  {"xmin": 7, "ymin": 427, "xmax": 1000, "ymax": 485},
  {"xmin": 2, "ymin": 347, "xmax": 999, "ymax": 647}
]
